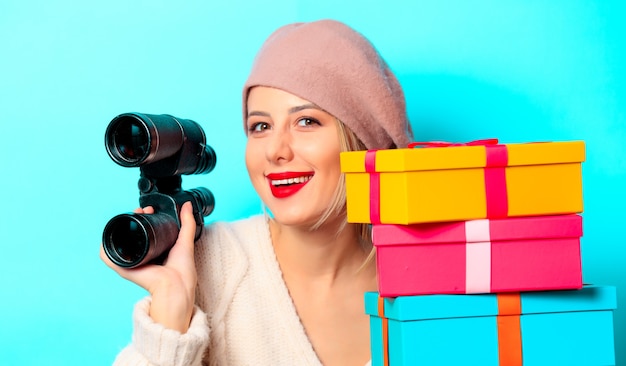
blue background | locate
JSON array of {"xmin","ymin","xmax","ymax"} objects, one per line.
[{"xmin": 1, "ymin": 1, "xmax": 624, "ymax": 364}]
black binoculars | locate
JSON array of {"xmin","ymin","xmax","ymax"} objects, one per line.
[{"xmin": 102, "ymin": 112, "xmax": 216, "ymax": 268}]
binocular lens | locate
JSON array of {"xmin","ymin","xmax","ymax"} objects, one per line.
[
  {"xmin": 103, "ymin": 213, "xmax": 178, "ymax": 268},
  {"xmin": 103, "ymin": 215, "xmax": 150, "ymax": 267},
  {"xmin": 115, "ymin": 119, "xmax": 149, "ymax": 162},
  {"xmin": 105, "ymin": 114, "xmax": 155, "ymax": 166},
  {"xmin": 109, "ymin": 218, "xmax": 147, "ymax": 264}
]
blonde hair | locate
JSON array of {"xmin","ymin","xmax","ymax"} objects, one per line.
[{"xmin": 310, "ymin": 119, "xmax": 374, "ymax": 266}]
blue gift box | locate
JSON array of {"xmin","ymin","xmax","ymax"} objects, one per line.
[{"xmin": 365, "ymin": 286, "xmax": 617, "ymax": 365}]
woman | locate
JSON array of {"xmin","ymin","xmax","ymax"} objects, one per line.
[{"xmin": 101, "ymin": 19, "xmax": 412, "ymax": 365}]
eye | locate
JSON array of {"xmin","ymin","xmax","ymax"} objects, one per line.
[
  {"xmin": 297, "ymin": 117, "xmax": 321, "ymax": 127},
  {"xmin": 248, "ymin": 122, "xmax": 270, "ymax": 133}
]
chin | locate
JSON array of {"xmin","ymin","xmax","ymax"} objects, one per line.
[
  {"xmin": 272, "ymin": 214, "xmax": 316, "ymax": 227},
  {"xmin": 269, "ymin": 209, "xmax": 322, "ymax": 228}
]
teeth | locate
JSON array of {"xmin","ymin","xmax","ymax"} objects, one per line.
[{"xmin": 271, "ymin": 175, "xmax": 312, "ymax": 186}]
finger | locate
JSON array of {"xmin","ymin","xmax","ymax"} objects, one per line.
[
  {"xmin": 177, "ymin": 201, "xmax": 197, "ymax": 248},
  {"xmin": 178, "ymin": 202, "xmax": 196, "ymax": 243},
  {"xmin": 165, "ymin": 202, "xmax": 196, "ymax": 266},
  {"xmin": 132, "ymin": 206, "xmax": 155, "ymax": 214}
]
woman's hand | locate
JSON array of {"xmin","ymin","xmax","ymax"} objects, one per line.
[{"xmin": 100, "ymin": 201, "xmax": 198, "ymax": 333}]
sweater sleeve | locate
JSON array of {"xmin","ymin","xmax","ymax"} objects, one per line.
[{"xmin": 112, "ymin": 297, "xmax": 210, "ymax": 366}]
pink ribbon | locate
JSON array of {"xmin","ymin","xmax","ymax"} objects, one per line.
[
  {"xmin": 484, "ymin": 145, "xmax": 508, "ymax": 218},
  {"xmin": 366, "ymin": 139, "xmax": 509, "ymax": 224},
  {"xmin": 365, "ymin": 150, "xmax": 381, "ymax": 224},
  {"xmin": 407, "ymin": 138, "xmax": 500, "ymax": 149}
]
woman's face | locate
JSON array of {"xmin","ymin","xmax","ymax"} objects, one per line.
[{"xmin": 245, "ymin": 86, "xmax": 342, "ymax": 227}]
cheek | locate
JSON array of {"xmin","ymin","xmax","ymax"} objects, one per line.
[
  {"xmin": 316, "ymin": 138, "xmax": 341, "ymax": 168},
  {"xmin": 299, "ymin": 132, "xmax": 341, "ymax": 157},
  {"xmin": 300, "ymin": 140, "xmax": 342, "ymax": 179}
]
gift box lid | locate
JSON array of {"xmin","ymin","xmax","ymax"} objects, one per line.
[
  {"xmin": 341, "ymin": 140, "xmax": 585, "ymax": 173},
  {"xmin": 372, "ymin": 214, "xmax": 582, "ymax": 246},
  {"xmin": 365, "ymin": 286, "xmax": 616, "ymax": 321}
]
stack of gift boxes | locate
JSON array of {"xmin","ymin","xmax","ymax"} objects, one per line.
[{"xmin": 340, "ymin": 140, "xmax": 617, "ymax": 365}]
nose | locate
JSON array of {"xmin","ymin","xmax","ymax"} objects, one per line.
[{"xmin": 265, "ymin": 127, "xmax": 294, "ymax": 164}]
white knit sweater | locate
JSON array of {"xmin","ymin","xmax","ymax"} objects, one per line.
[{"xmin": 112, "ymin": 215, "xmax": 331, "ymax": 366}]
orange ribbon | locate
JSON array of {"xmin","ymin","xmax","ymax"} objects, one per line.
[
  {"xmin": 497, "ymin": 293, "xmax": 523, "ymax": 365},
  {"xmin": 377, "ymin": 297, "xmax": 390, "ymax": 366}
]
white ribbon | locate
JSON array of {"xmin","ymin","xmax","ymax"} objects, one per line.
[{"xmin": 465, "ymin": 219, "xmax": 492, "ymax": 293}]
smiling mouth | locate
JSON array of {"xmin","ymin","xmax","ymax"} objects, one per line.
[
  {"xmin": 270, "ymin": 175, "xmax": 313, "ymax": 186},
  {"xmin": 266, "ymin": 173, "xmax": 314, "ymax": 198}
]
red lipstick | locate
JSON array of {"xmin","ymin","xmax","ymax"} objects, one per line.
[{"xmin": 266, "ymin": 171, "xmax": 314, "ymax": 198}]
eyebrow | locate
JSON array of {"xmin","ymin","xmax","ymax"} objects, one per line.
[
  {"xmin": 247, "ymin": 103, "xmax": 324, "ymax": 118},
  {"xmin": 247, "ymin": 110, "xmax": 270, "ymax": 117},
  {"xmin": 288, "ymin": 103, "xmax": 323, "ymax": 114}
]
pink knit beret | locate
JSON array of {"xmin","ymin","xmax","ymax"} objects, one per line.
[{"xmin": 242, "ymin": 19, "xmax": 412, "ymax": 150}]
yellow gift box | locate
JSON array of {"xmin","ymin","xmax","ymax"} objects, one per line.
[{"xmin": 340, "ymin": 140, "xmax": 585, "ymax": 224}]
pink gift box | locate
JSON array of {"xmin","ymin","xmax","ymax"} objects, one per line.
[{"xmin": 373, "ymin": 215, "xmax": 583, "ymax": 297}]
